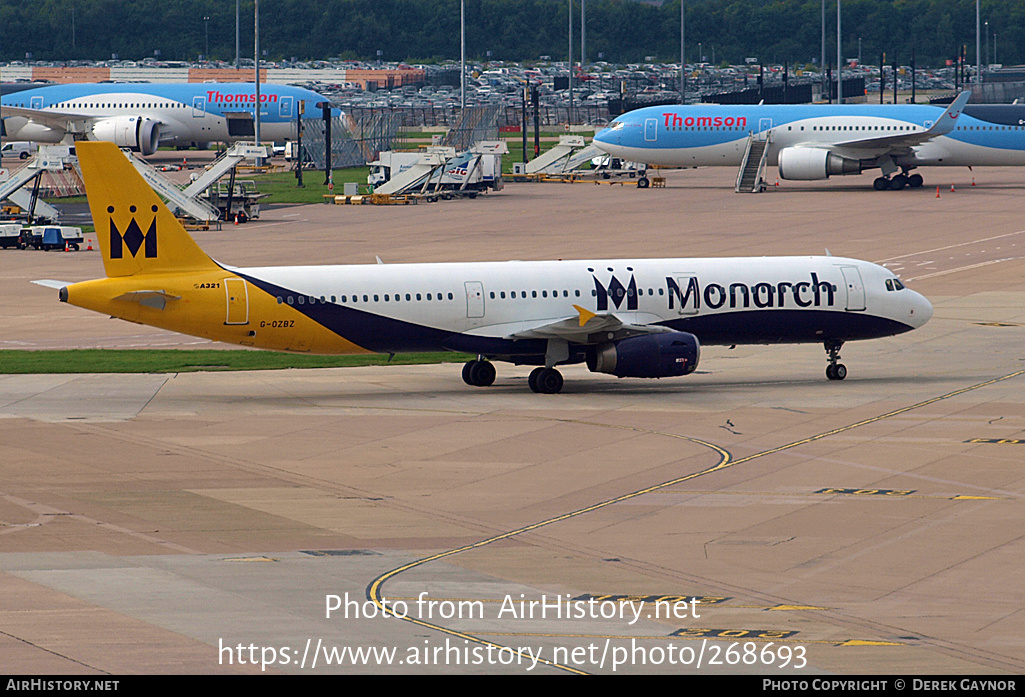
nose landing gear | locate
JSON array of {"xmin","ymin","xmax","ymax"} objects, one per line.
[{"xmin": 825, "ymin": 340, "xmax": 847, "ymax": 381}]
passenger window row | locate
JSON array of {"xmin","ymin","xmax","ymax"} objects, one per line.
[{"xmin": 277, "ymin": 292, "xmax": 455, "ymax": 305}]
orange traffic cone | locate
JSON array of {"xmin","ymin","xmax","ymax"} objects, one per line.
[
  {"xmin": 936, "ymin": 186, "xmax": 940, "ymax": 198},
  {"xmin": 950, "ymin": 183, "xmax": 956, "ymax": 192},
  {"xmin": 971, "ymin": 176, "xmax": 976, "ymax": 186},
  {"xmin": 234, "ymin": 214, "xmax": 239, "ymax": 225},
  {"xmin": 86, "ymin": 239, "xmax": 93, "ymax": 251},
  {"xmin": 64, "ymin": 241, "xmax": 70, "ymax": 252}
]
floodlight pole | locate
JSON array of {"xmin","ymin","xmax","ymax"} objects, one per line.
[
  {"xmin": 255, "ymin": 0, "xmax": 261, "ymax": 159},
  {"xmin": 680, "ymin": 0, "xmax": 685, "ymax": 98},
  {"xmin": 568, "ymin": 0, "xmax": 573, "ymax": 126},
  {"xmin": 236, "ymin": 0, "xmax": 241, "ymax": 70},
  {"xmin": 836, "ymin": 0, "xmax": 842, "ymax": 104}
]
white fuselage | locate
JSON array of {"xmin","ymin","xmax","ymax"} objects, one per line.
[
  {"xmin": 594, "ymin": 101, "xmax": 1025, "ymax": 176},
  {"xmin": 232, "ymin": 255, "xmax": 931, "ymax": 356}
]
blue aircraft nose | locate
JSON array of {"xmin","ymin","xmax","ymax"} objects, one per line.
[{"xmin": 594, "ymin": 124, "xmax": 617, "ymax": 146}]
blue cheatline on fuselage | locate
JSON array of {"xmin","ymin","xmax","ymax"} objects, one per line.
[
  {"xmin": 598, "ymin": 103, "xmax": 1025, "ymax": 153},
  {"xmin": 0, "ymin": 82, "xmax": 336, "ymax": 123},
  {"xmin": 238, "ymin": 272, "xmax": 919, "ymax": 360}
]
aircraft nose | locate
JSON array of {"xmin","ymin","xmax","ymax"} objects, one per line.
[
  {"xmin": 907, "ymin": 290, "xmax": 933, "ymax": 328},
  {"xmin": 594, "ymin": 127, "xmax": 613, "ymax": 145}
]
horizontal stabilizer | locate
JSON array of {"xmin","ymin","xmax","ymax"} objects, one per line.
[{"xmin": 31, "ymin": 279, "xmax": 69, "ymax": 289}]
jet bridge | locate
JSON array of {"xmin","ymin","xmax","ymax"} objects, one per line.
[{"xmin": 0, "ymin": 145, "xmax": 69, "ymax": 222}]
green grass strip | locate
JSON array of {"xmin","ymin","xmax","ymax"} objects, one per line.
[{"xmin": 0, "ymin": 349, "xmax": 474, "ymax": 374}]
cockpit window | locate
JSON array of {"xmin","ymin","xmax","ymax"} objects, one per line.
[
  {"xmin": 885, "ymin": 278, "xmax": 906, "ymax": 291},
  {"xmin": 610, "ymin": 121, "xmax": 626, "ymax": 131}
]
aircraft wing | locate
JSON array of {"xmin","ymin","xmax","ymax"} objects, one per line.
[
  {"xmin": 833, "ymin": 90, "xmax": 970, "ymax": 151},
  {"xmin": 505, "ymin": 304, "xmax": 672, "ymax": 344},
  {"xmin": 0, "ymin": 105, "xmax": 93, "ymax": 135}
]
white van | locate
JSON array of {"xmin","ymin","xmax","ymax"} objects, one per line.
[{"xmin": 1, "ymin": 142, "xmax": 38, "ymax": 160}]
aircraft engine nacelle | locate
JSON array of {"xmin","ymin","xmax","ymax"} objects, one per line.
[
  {"xmin": 777, "ymin": 147, "xmax": 862, "ymax": 180},
  {"xmin": 586, "ymin": 332, "xmax": 700, "ymax": 379},
  {"xmin": 91, "ymin": 116, "xmax": 161, "ymax": 156}
]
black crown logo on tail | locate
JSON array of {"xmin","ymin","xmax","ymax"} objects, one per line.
[{"xmin": 109, "ymin": 204, "xmax": 159, "ymax": 259}]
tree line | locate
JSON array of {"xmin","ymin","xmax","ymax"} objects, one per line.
[{"xmin": 0, "ymin": 0, "xmax": 1016, "ymax": 70}]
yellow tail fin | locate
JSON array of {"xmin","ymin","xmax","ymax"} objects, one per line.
[{"xmin": 76, "ymin": 141, "xmax": 219, "ymax": 278}]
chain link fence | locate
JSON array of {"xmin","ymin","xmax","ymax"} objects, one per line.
[
  {"xmin": 298, "ymin": 105, "xmax": 612, "ymax": 169},
  {"xmin": 439, "ymin": 106, "xmax": 501, "ymax": 150},
  {"xmin": 301, "ymin": 111, "xmax": 402, "ymax": 169}
]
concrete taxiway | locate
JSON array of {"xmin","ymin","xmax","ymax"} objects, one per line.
[{"xmin": 1, "ymin": 166, "xmax": 1024, "ymax": 674}]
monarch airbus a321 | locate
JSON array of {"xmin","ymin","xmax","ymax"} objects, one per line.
[{"xmin": 37, "ymin": 142, "xmax": 932, "ymax": 393}]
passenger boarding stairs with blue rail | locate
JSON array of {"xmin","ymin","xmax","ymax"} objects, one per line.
[{"xmin": 735, "ymin": 134, "xmax": 770, "ymax": 193}]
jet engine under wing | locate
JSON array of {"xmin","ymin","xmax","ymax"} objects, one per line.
[
  {"xmin": 833, "ymin": 90, "xmax": 970, "ymax": 152},
  {"xmin": 2, "ymin": 105, "xmax": 163, "ymax": 155},
  {"xmin": 506, "ymin": 304, "xmax": 673, "ymax": 344}
]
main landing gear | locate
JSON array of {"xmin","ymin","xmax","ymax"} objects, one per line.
[
  {"xmin": 872, "ymin": 171, "xmax": 924, "ymax": 191},
  {"xmin": 461, "ymin": 357, "xmax": 496, "ymax": 387},
  {"xmin": 824, "ymin": 340, "xmax": 847, "ymax": 381},
  {"xmin": 528, "ymin": 367, "xmax": 564, "ymax": 394},
  {"xmin": 461, "ymin": 359, "xmax": 565, "ymax": 393}
]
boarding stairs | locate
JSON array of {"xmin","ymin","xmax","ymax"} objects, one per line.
[
  {"xmin": 124, "ymin": 151, "xmax": 221, "ymax": 222},
  {"xmin": 181, "ymin": 143, "xmax": 269, "ymax": 199},
  {"xmin": 735, "ymin": 134, "xmax": 771, "ymax": 193},
  {"xmin": 525, "ymin": 135, "xmax": 587, "ymax": 174},
  {"xmin": 123, "ymin": 142, "xmax": 269, "ymax": 222},
  {"xmin": 0, "ymin": 145, "xmax": 69, "ymax": 221},
  {"xmin": 46, "ymin": 168, "xmax": 85, "ymax": 198},
  {"xmin": 375, "ymin": 149, "xmax": 451, "ymax": 196},
  {"xmin": 562, "ymin": 143, "xmax": 604, "ymax": 173}
]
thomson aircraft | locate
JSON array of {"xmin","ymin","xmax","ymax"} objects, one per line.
[
  {"xmin": 1, "ymin": 82, "xmax": 334, "ymax": 155},
  {"xmin": 593, "ymin": 91, "xmax": 1025, "ymax": 190},
  {"xmin": 37, "ymin": 142, "xmax": 932, "ymax": 393}
]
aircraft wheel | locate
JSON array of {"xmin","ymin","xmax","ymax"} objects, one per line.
[
  {"xmin": 889, "ymin": 174, "xmax": 907, "ymax": 191},
  {"xmin": 826, "ymin": 364, "xmax": 847, "ymax": 381},
  {"xmin": 528, "ymin": 367, "xmax": 545, "ymax": 393},
  {"xmin": 463, "ymin": 360, "xmax": 496, "ymax": 387},
  {"xmin": 637, "ymin": 177, "xmax": 650, "ymax": 189},
  {"xmin": 873, "ymin": 177, "xmax": 890, "ymax": 191},
  {"xmin": 535, "ymin": 368, "xmax": 564, "ymax": 394},
  {"xmin": 908, "ymin": 173, "xmax": 924, "ymax": 188},
  {"xmin": 472, "ymin": 360, "xmax": 496, "ymax": 386}
]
